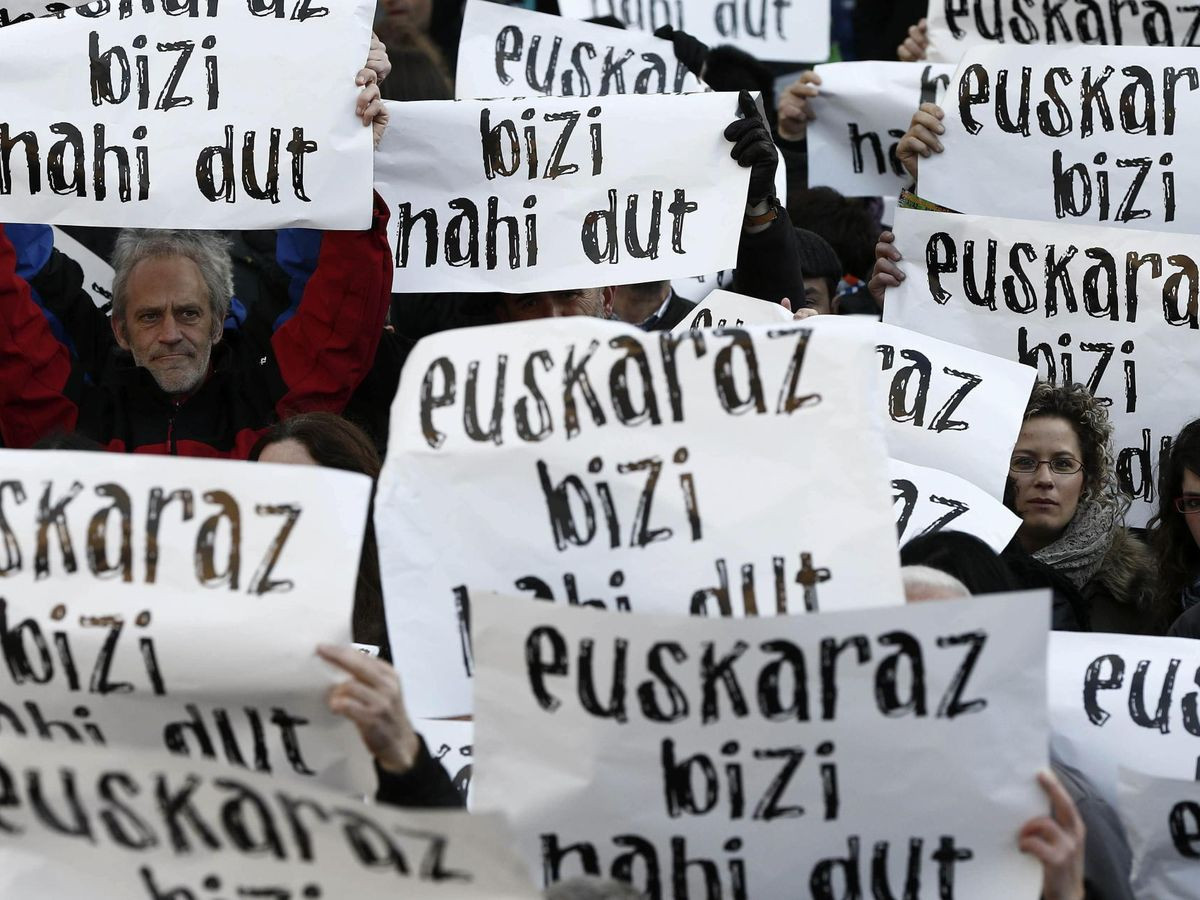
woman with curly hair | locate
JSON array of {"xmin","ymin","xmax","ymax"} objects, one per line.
[
  {"xmin": 1005, "ymin": 382, "xmax": 1163, "ymax": 633},
  {"xmin": 1148, "ymin": 420, "xmax": 1200, "ymax": 637}
]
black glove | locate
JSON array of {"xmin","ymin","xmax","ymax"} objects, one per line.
[
  {"xmin": 724, "ymin": 90, "xmax": 778, "ymax": 207},
  {"xmin": 653, "ymin": 24, "xmax": 709, "ymax": 78}
]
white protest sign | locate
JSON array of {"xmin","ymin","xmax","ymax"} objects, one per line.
[
  {"xmin": 0, "ymin": 449, "xmax": 376, "ymax": 794},
  {"xmin": 376, "ymin": 93, "xmax": 747, "ymax": 293},
  {"xmin": 557, "ymin": 0, "xmax": 831, "ymax": 62},
  {"xmin": 672, "ymin": 268, "xmax": 733, "ymax": 303},
  {"xmin": 886, "ymin": 206, "xmax": 1200, "ymax": 526},
  {"xmin": 375, "ymin": 318, "xmax": 904, "ymax": 717},
  {"xmin": 890, "ymin": 458, "xmax": 1022, "ymax": 551},
  {"xmin": 1119, "ymin": 767, "xmax": 1200, "ymax": 900},
  {"xmin": 419, "ymin": 718, "xmax": 476, "ymax": 806},
  {"xmin": 1048, "ymin": 631, "xmax": 1200, "ymax": 810},
  {"xmin": 473, "ymin": 589, "xmax": 1049, "ymax": 896},
  {"xmin": 0, "ymin": 0, "xmax": 74, "ymax": 27},
  {"xmin": 0, "ymin": 737, "xmax": 538, "ymax": 900},
  {"xmin": 807, "ymin": 61, "xmax": 955, "ymax": 198},
  {"xmin": 456, "ymin": 0, "xmax": 704, "ymax": 99},
  {"xmin": 670, "ymin": 287, "xmax": 793, "ymax": 332},
  {"xmin": 51, "ymin": 226, "xmax": 114, "ymax": 309},
  {"xmin": 805, "ymin": 315, "xmax": 1035, "ymax": 499},
  {"xmin": 921, "ymin": 44, "xmax": 1200, "ymax": 233},
  {"xmin": 0, "ymin": 1, "xmax": 374, "ymax": 229},
  {"xmin": 927, "ymin": 0, "xmax": 1200, "ymax": 63}
]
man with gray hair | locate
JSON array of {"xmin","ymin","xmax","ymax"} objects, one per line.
[{"xmin": 0, "ymin": 60, "xmax": 393, "ymax": 457}]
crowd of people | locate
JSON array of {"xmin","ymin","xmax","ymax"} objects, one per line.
[{"xmin": 1, "ymin": 1, "xmax": 1198, "ymax": 898}]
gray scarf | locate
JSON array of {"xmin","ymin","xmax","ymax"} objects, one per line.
[{"xmin": 1033, "ymin": 494, "xmax": 1118, "ymax": 590}]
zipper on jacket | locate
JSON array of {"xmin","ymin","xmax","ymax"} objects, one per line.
[{"xmin": 167, "ymin": 403, "xmax": 180, "ymax": 455}]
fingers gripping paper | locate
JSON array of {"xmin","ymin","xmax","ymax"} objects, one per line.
[
  {"xmin": 557, "ymin": 0, "xmax": 831, "ymax": 63},
  {"xmin": 926, "ymin": 1, "xmax": 1200, "ymax": 63},
  {"xmin": 921, "ymin": 45, "xmax": 1200, "ymax": 233},
  {"xmin": 0, "ymin": 449, "xmax": 376, "ymax": 794},
  {"xmin": 374, "ymin": 93, "xmax": 748, "ymax": 293},
  {"xmin": 471, "ymin": 590, "xmax": 1049, "ymax": 897},
  {"xmin": 0, "ymin": 0, "xmax": 375, "ymax": 229},
  {"xmin": 0, "ymin": 738, "xmax": 538, "ymax": 899},
  {"xmin": 1118, "ymin": 768, "xmax": 1200, "ymax": 900},
  {"xmin": 885, "ymin": 206, "xmax": 1200, "ymax": 526},
  {"xmin": 807, "ymin": 61, "xmax": 955, "ymax": 198},
  {"xmin": 456, "ymin": 0, "xmax": 704, "ymax": 99},
  {"xmin": 374, "ymin": 318, "xmax": 905, "ymax": 718}
]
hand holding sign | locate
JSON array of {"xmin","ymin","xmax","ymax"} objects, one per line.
[
  {"xmin": 319, "ymin": 643, "xmax": 422, "ymax": 776},
  {"xmin": 1018, "ymin": 770, "xmax": 1088, "ymax": 900}
]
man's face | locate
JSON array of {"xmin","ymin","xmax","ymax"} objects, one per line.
[
  {"xmin": 112, "ymin": 255, "xmax": 221, "ymax": 396},
  {"xmin": 496, "ymin": 289, "xmax": 608, "ymax": 321},
  {"xmin": 804, "ymin": 278, "xmax": 835, "ymax": 315},
  {"xmin": 381, "ymin": 0, "xmax": 432, "ymax": 31}
]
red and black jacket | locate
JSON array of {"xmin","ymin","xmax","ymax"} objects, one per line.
[{"xmin": 0, "ymin": 194, "xmax": 393, "ymax": 457}]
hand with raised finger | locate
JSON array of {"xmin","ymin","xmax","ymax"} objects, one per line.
[
  {"xmin": 777, "ymin": 70, "xmax": 822, "ymax": 142},
  {"xmin": 897, "ymin": 18, "xmax": 930, "ymax": 62},
  {"xmin": 1018, "ymin": 770, "xmax": 1087, "ymax": 900},
  {"xmin": 724, "ymin": 90, "xmax": 779, "ymax": 207},
  {"xmin": 868, "ymin": 230, "xmax": 903, "ymax": 309},
  {"xmin": 896, "ymin": 102, "xmax": 945, "ymax": 181},
  {"xmin": 319, "ymin": 644, "xmax": 421, "ymax": 775}
]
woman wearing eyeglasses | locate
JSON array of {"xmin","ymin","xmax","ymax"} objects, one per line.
[
  {"xmin": 1148, "ymin": 420, "xmax": 1200, "ymax": 638},
  {"xmin": 1005, "ymin": 382, "xmax": 1162, "ymax": 634}
]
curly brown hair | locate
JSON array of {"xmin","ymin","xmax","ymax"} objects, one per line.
[
  {"xmin": 1148, "ymin": 418, "xmax": 1200, "ymax": 624},
  {"xmin": 1021, "ymin": 381, "xmax": 1119, "ymax": 513}
]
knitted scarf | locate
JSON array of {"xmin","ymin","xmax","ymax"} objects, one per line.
[{"xmin": 1033, "ymin": 494, "xmax": 1118, "ymax": 590}]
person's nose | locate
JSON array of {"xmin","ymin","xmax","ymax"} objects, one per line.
[
  {"xmin": 1033, "ymin": 464, "xmax": 1055, "ymax": 488},
  {"xmin": 158, "ymin": 315, "xmax": 182, "ymax": 345}
]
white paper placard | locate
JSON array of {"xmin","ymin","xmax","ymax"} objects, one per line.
[
  {"xmin": 670, "ymin": 287, "xmax": 793, "ymax": 331},
  {"xmin": 472, "ymin": 589, "xmax": 1049, "ymax": 896},
  {"xmin": 419, "ymin": 718, "xmax": 476, "ymax": 806},
  {"xmin": 0, "ymin": 0, "xmax": 75, "ymax": 27},
  {"xmin": 1118, "ymin": 767, "xmax": 1200, "ymax": 900},
  {"xmin": 805, "ymin": 315, "xmax": 1035, "ymax": 499},
  {"xmin": 890, "ymin": 458, "xmax": 1022, "ymax": 551},
  {"xmin": 51, "ymin": 226, "xmax": 114, "ymax": 309},
  {"xmin": 808, "ymin": 61, "xmax": 955, "ymax": 198},
  {"xmin": 376, "ymin": 93, "xmax": 747, "ymax": 293},
  {"xmin": 456, "ymin": 0, "xmax": 704, "ymax": 99},
  {"xmin": 1049, "ymin": 631, "xmax": 1200, "ymax": 810},
  {"xmin": 672, "ymin": 268, "xmax": 734, "ymax": 303},
  {"xmin": 886, "ymin": 205, "xmax": 1200, "ymax": 526},
  {"xmin": 375, "ymin": 317, "xmax": 904, "ymax": 717},
  {"xmin": 0, "ymin": 737, "xmax": 538, "ymax": 899},
  {"xmin": 926, "ymin": 0, "xmax": 1200, "ymax": 63},
  {"xmin": 0, "ymin": 448, "xmax": 376, "ymax": 794},
  {"xmin": 0, "ymin": 0, "xmax": 374, "ymax": 229},
  {"xmin": 557, "ymin": 0, "xmax": 831, "ymax": 62},
  {"xmin": 921, "ymin": 44, "xmax": 1200, "ymax": 233}
]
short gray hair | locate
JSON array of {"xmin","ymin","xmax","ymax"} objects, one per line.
[{"xmin": 110, "ymin": 229, "xmax": 234, "ymax": 333}]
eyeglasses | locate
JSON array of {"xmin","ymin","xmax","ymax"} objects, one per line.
[
  {"xmin": 1175, "ymin": 496, "xmax": 1200, "ymax": 515},
  {"xmin": 1009, "ymin": 456, "xmax": 1084, "ymax": 476}
]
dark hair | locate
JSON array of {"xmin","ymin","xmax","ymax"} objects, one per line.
[
  {"xmin": 1149, "ymin": 418, "xmax": 1200, "ymax": 618},
  {"xmin": 376, "ymin": 23, "xmax": 454, "ymax": 102},
  {"xmin": 900, "ymin": 532, "xmax": 1022, "ymax": 595},
  {"xmin": 251, "ymin": 414, "xmax": 388, "ymax": 656},
  {"xmin": 788, "ymin": 187, "xmax": 878, "ymax": 281}
]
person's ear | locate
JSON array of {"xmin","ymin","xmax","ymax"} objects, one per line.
[
  {"xmin": 211, "ymin": 316, "xmax": 225, "ymax": 345},
  {"xmin": 111, "ymin": 313, "xmax": 130, "ymax": 351},
  {"xmin": 602, "ymin": 286, "xmax": 617, "ymax": 318}
]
